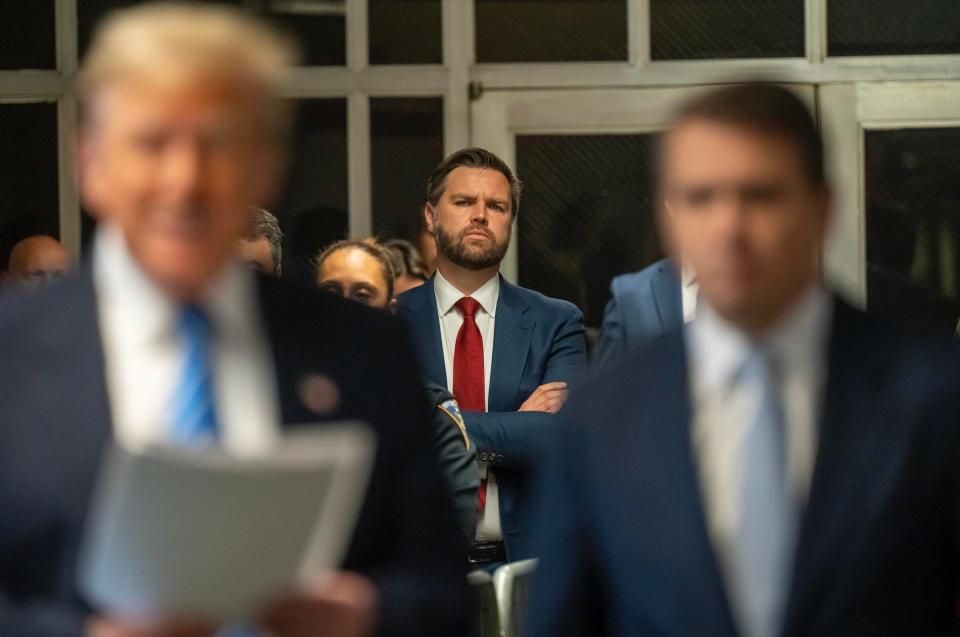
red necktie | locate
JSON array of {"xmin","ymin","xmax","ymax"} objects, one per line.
[
  {"xmin": 453, "ymin": 297, "xmax": 488, "ymax": 514},
  {"xmin": 453, "ymin": 297, "xmax": 485, "ymax": 412}
]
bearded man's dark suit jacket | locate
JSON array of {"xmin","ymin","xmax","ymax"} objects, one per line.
[
  {"xmin": 0, "ymin": 265, "xmax": 469, "ymax": 637},
  {"xmin": 396, "ymin": 275, "xmax": 586, "ymax": 561},
  {"xmin": 526, "ymin": 298, "xmax": 960, "ymax": 637}
]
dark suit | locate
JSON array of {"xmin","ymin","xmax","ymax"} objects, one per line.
[
  {"xmin": 527, "ymin": 298, "xmax": 960, "ymax": 637},
  {"xmin": 593, "ymin": 258, "xmax": 682, "ymax": 371},
  {"xmin": 0, "ymin": 266, "xmax": 469, "ymax": 637},
  {"xmin": 396, "ymin": 275, "xmax": 586, "ymax": 561}
]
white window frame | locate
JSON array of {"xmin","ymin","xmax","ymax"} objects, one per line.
[
  {"xmin": 821, "ymin": 81, "xmax": 960, "ymax": 307},
  {"xmin": 0, "ymin": 0, "xmax": 957, "ymax": 261}
]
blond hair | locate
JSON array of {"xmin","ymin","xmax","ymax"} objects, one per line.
[{"xmin": 76, "ymin": 2, "xmax": 298, "ymax": 142}]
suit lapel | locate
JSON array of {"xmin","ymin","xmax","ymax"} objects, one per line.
[
  {"xmin": 402, "ymin": 277, "xmax": 447, "ymax": 388},
  {"xmin": 636, "ymin": 332, "xmax": 741, "ymax": 636},
  {"xmin": 783, "ymin": 300, "xmax": 905, "ymax": 636},
  {"xmin": 489, "ymin": 277, "xmax": 533, "ymax": 412},
  {"xmin": 651, "ymin": 261, "xmax": 683, "ymax": 333}
]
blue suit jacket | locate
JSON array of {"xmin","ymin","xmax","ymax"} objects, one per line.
[
  {"xmin": 527, "ymin": 299, "xmax": 960, "ymax": 637},
  {"xmin": 593, "ymin": 258, "xmax": 682, "ymax": 371},
  {"xmin": 0, "ymin": 267, "xmax": 469, "ymax": 637},
  {"xmin": 396, "ymin": 275, "xmax": 586, "ymax": 560}
]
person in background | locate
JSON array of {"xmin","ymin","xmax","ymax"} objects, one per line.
[
  {"xmin": 0, "ymin": 4, "xmax": 468, "ymax": 636},
  {"xmin": 384, "ymin": 238, "xmax": 428, "ymax": 296},
  {"xmin": 415, "ymin": 221, "xmax": 438, "ymax": 276},
  {"xmin": 238, "ymin": 206, "xmax": 283, "ymax": 276},
  {"xmin": 593, "ymin": 256, "xmax": 697, "ymax": 370},
  {"xmin": 316, "ymin": 238, "xmax": 481, "ymax": 540},
  {"xmin": 527, "ymin": 83, "xmax": 960, "ymax": 637},
  {"xmin": 396, "ymin": 147, "xmax": 587, "ymax": 570},
  {"xmin": 4, "ymin": 234, "xmax": 72, "ymax": 287}
]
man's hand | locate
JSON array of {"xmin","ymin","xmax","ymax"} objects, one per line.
[
  {"xmin": 518, "ymin": 382, "xmax": 568, "ymax": 414},
  {"xmin": 259, "ymin": 571, "xmax": 379, "ymax": 637},
  {"xmin": 86, "ymin": 616, "xmax": 217, "ymax": 637}
]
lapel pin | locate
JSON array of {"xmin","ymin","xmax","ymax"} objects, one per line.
[{"xmin": 298, "ymin": 373, "xmax": 341, "ymax": 416}]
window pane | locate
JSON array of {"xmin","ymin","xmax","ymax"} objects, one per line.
[
  {"xmin": 0, "ymin": 1, "xmax": 55, "ymax": 69},
  {"xmin": 0, "ymin": 103, "xmax": 59, "ymax": 268},
  {"xmin": 651, "ymin": 0, "xmax": 804, "ymax": 60},
  {"xmin": 275, "ymin": 99, "xmax": 349, "ymax": 283},
  {"xmin": 371, "ymin": 98, "xmax": 444, "ymax": 246},
  {"xmin": 516, "ymin": 134, "xmax": 661, "ymax": 329},
  {"xmin": 828, "ymin": 0, "xmax": 960, "ymax": 57},
  {"xmin": 476, "ymin": 0, "xmax": 627, "ymax": 63},
  {"xmin": 865, "ymin": 128, "xmax": 960, "ymax": 335},
  {"xmin": 369, "ymin": 0, "xmax": 441, "ymax": 65},
  {"xmin": 79, "ymin": 0, "xmax": 346, "ymax": 66}
]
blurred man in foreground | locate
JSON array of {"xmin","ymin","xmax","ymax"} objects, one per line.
[
  {"xmin": 238, "ymin": 207, "xmax": 283, "ymax": 276},
  {"xmin": 0, "ymin": 4, "xmax": 467, "ymax": 636},
  {"xmin": 315, "ymin": 238, "xmax": 481, "ymax": 540},
  {"xmin": 527, "ymin": 84, "xmax": 960, "ymax": 637},
  {"xmin": 4, "ymin": 234, "xmax": 72, "ymax": 286}
]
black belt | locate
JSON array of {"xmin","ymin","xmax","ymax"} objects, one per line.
[{"xmin": 468, "ymin": 540, "xmax": 506, "ymax": 565}]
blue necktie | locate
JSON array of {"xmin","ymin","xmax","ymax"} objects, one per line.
[
  {"xmin": 731, "ymin": 347, "xmax": 795, "ymax": 637},
  {"xmin": 169, "ymin": 305, "xmax": 219, "ymax": 446}
]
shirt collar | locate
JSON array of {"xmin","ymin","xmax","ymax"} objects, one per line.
[
  {"xmin": 93, "ymin": 224, "xmax": 259, "ymax": 344},
  {"xmin": 434, "ymin": 269, "xmax": 500, "ymax": 318},
  {"xmin": 688, "ymin": 283, "xmax": 832, "ymax": 391}
]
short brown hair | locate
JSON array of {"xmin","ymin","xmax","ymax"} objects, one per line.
[
  {"xmin": 425, "ymin": 147, "xmax": 523, "ymax": 217},
  {"xmin": 315, "ymin": 238, "xmax": 396, "ymax": 300},
  {"xmin": 670, "ymin": 83, "xmax": 824, "ymax": 185}
]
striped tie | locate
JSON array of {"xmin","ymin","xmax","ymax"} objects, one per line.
[{"xmin": 169, "ymin": 305, "xmax": 219, "ymax": 447}]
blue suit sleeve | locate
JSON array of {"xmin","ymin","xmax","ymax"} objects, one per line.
[
  {"xmin": 463, "ymin": 305, "xmax": 586, "ymax": 469},
  {"xmin": 593, "ymin": 277, "xmax": 626, "ymax": 372}
]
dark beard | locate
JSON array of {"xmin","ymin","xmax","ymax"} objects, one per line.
[{"xmin": 434, "ymin": 223, "xmax": 510, "ymax": 271}]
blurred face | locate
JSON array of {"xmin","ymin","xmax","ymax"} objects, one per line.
[
  {"xmin": 661, "ymin": 119, "xmax": 830, "ymax": 333},
  {"xmin": 425, "ymin": 167, "xmax": 513, "ymax": 272},
  {"xmin": 6, "ymin": 238, "xmax": 71, "ymax": 287},
  {"xmin": 316, "ymin": 247, "xmax": 392, "ymax": 309},
  {"xmin": 79, "ymin": 75, "xmax": 279, "ymax": 300},
  {"xmin": 238, "ymin": 236, "xmax": 276, "ymax": 275}
]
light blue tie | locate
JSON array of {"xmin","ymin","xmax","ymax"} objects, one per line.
[
  {"xmin": 731, "ymin": 347, "xmax": 795, "ymax": 637},
  {"xmin": 169, "ymin": 305, "xmax": 219, "ymax": 446}
]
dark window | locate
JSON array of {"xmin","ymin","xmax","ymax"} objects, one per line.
[
  {"xmin": 369, "ymin": 0, "xmax": 442, "ymax": 65},
  {"xmin": 79, "ymin": 0, "xmax": 346, "ymax": 66},
  {"xmin": 516, "ymin": 133, "xmax": 661, "ymax": 329},
  {"xmin": 275, "ymin": 99, "xmax": 349, "ymax": 283},
  {"xmin": 0, "ymin": 103, "xmax": 59, "ymax": 268},
  {"xmin": 828, "ymin": 0, "xmax": 960, "ymax": 57},
  {"xmin": 476, "ymin": 0, "xmax": 627, "ymax": 63},
  {"xmin": 865, "ymin": 127, "xmax": 960, "ymax": 335},
  {"xmin": 651, "ymin": 0, "xmax": 804, "ymax": 60},
  {"xmin": 370, "ymin": 97, "xmax": 444, "ymax": 245},
  {"xmin": 0, "ymin": 1, "xmax": 55, "ymax": 69}
]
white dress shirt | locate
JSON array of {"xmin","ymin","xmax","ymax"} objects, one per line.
[
  {"xmin": 93, "ymin": 225, "xmax": 281, "ymax": 457},
  {"xmin": 686, "ymin": 285, "xmax": 832, "ymax": 629},
  {"xmin": 681, "ymin": 266, "xmax": 699, "ymax": 325},
  {"xmin": 434, "ymin": 269, "xmax": 502, "ymax": 542}
]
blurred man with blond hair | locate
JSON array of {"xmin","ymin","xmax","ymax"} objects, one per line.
[{"xmin": 0, "ymin": 4, "xmax": 467, "ymax": 637}]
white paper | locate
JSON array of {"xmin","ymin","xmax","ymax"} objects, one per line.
[{"xmin": 77, "ymin": 422, "xmax": 376, "ymax": 623}]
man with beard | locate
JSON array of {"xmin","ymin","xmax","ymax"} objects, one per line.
[{"xmin": 396, "ymin": 147, "xmax": 587, "ymax": 570}]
